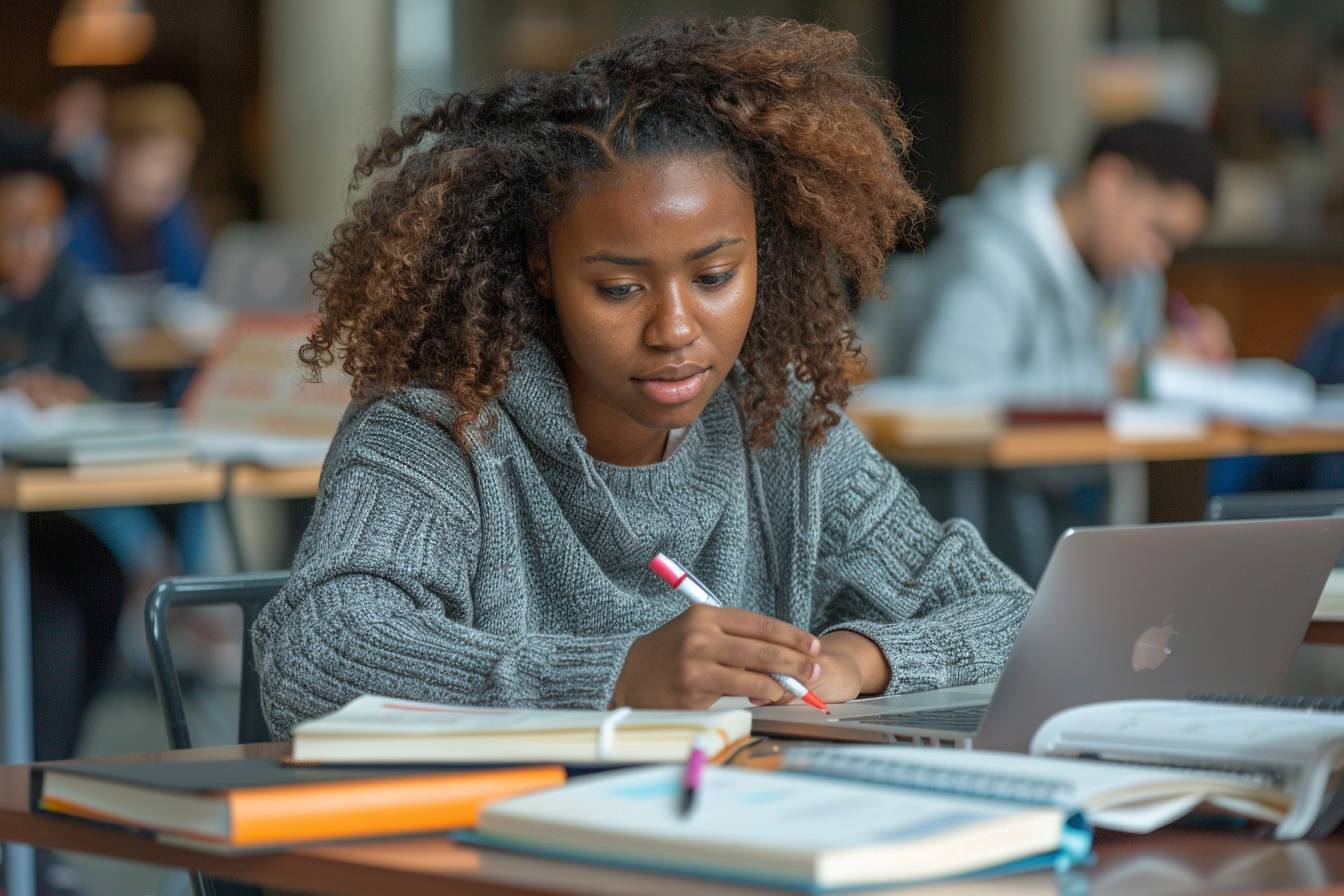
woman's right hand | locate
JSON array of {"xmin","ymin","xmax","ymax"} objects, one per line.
[{"xmin": 609, "ymin": 604, "xmax": 821, "ymax": 709}]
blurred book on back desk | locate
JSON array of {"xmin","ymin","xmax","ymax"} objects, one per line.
[
  {"xmin": 0, "ymin": 314, "xmax": 348, "ymax": 473},
  {"xmin": 847, "ymin": 377, "xmax": 1211, "ymax": 448},
  {"xmin": 181, "ymin": 312, "xmax": 350, "ymax": 467},
  {"xmin": 1146, "ymin": 356, "xmax": 1316, "ymax": 426},
  {"xmin": 846, "ymin": 379, "xmax": 1004, "ymax": 444},
  {"xmin": 0, "ymin": 398, "xmax": 197, "ymax": 474}
]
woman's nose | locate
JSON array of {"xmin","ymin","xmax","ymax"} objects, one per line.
[{"xmin": 644, "ymin": 283, "xmax": 701, "ymax": 350}]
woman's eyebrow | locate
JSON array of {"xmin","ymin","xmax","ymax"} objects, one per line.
[
  {"xmin": 581, "ymin": 251, "xmax": 649, "ymax": 266},
  {"xmin": 685, "ymin": 237, "xmax": 743, "ymax": 261},
  {"xmin": 580, "ymin": 236, "xmax": 743, "ymax": 267}
]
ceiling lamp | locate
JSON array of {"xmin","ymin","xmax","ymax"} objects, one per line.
[{"xmin": 49, "ymin": 0, "xmax": 156, "ymax": 67}]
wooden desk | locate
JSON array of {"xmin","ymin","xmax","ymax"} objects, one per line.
[
  {"xmin": 0, "ymin": 461, "xmax": 317, "ymax": 768},
  {"xmin": 0, "ymin": 462, "xmax": 236, "ymax": 896},
  {"xmin": 0, "ymin": 464, "xmax": 228, "ymax": 760},
  {"xmin": 3, "ymin": 742, "xmax": 1344, "ymax": 896},
  {"xmin": 851, "ymin": 413, "xmax": 1344, "ymax": 543},
  {"xmin": 227, "ymin": 462, "xmax": 322, "ymax": 500},
  {"xmin": 104, "ymin": 326, "xmax": 205, "ymax": 373},
  {"xmin": 0, "ymin": 464, "xmax": 226, "ymax": 513},
  {"xmin": 849, "ymin": 416, "xmax": 1344, "ymax": 471},
  {"xmin": 0, "ymin": 460, "xmax": 320, "ymax": 896}
]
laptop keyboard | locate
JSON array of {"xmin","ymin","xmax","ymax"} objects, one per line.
[{"xmin": 853, "ymin": 704, "xmax": 988, "ymax": 733}]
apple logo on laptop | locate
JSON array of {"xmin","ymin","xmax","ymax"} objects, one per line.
[{"xmin": 1132, "ymin": 615, "xmax": 1178, "ymax": 671}]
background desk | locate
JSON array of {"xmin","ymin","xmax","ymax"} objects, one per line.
[
  {"xmin": 848, "ymin": 416, "xmax": 1344, "ymax": 471},
  {"xmin": 3, "ymin": 741, "xmax": 1344, "ymax": 896},
  {"xmin": 851, "ymin": 415, "xmax": 1344, "ymax": 534},
  {"xmin": 104, "ymin": 326, "xmax": 205, "ymax": 374},
  {"xmin": 226, "ymin": 462, "xmax": 321, "ymax": 500},
  {"xmin": 0, "ymin": 460, "xmax": 320, "ymax": 896},
  {"xmin": 0, "ymin": 461, "xmax": 320, "ymax": 763},
  {"xmin": 0, "ymin": 463, "xmax": 229, "ymax": 763}
]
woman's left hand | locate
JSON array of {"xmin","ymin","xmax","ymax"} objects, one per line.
[
  {"xmin": 755, "ymin": 630, "xmax": 889, "ymax": 706},
  {"xmin": 1160, "ymin": 304, "xmax": 1234, "ymax": 364},
  {"xmin": 3, "ymin": 368, "xmax": 90, "ymax": 409}
]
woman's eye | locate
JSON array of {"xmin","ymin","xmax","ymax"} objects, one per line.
[
  {"xmin": 598, "ymin": 283, "xmax": 639, "ymax": 299},
  {"xmin": 695, "ymin": 269, "xmax": 735, "ymax": 288}
]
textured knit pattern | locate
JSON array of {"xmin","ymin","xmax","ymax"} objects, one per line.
[{"xmin": 253, "ymin": 342, "xmax": 1033, "ymax": 738}]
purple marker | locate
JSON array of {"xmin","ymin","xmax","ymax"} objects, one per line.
[{"xmin": 680, "ymin": 738, "xmax": 709, "ymax": 817}]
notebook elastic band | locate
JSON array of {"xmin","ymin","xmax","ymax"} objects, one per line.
[{"xmin": 596, "ymin": 707, "xmax": 632, "ymax": 760}]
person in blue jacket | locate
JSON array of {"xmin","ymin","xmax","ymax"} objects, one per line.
[{"xmin": 65, "ymin": 82, "xmax": 207, "ymax": 289}]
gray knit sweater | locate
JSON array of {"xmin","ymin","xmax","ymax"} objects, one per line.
[{"xmin": 253, "ymin": 342, "xmax": 1032, "ymax": 738}]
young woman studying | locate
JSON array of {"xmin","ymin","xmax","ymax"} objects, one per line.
[{"xmin": 253, "ymin": 17, "xmax": 1032, "ymax": 738}]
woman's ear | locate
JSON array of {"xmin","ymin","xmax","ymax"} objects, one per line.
[{"xmin": 527, "ymin": 243, "xmax": 552, "ymax": 300}]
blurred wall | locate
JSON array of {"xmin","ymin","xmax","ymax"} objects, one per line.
[
  {"xmin": 0, "ymin": 0, "xmax": 262, "ymax": 228},
  {"xmin": 262, "ymin": 0, "xmax": 393, "ymax": 243},
  {"xmin": 962, "ymin": 0, "xmax": 1105, "ymax": 183}
]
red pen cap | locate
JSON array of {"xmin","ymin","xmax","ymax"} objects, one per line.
[{"xmin": 648, "ymin": 553, "xmax": 686, "ymax": 587}]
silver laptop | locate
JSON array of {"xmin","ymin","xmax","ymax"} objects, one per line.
[{"xmin": 752, "ymin": 518, "xmax": 1344, "ymax": 751}]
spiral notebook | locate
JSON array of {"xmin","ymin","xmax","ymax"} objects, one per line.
[
  {"xmin": 1031, "ymin": 699, "xmax": 1344, "ymax": 838},
  {"xmin": 780, "ymin": 746, "xmax": 1289, "ymax": 834}
]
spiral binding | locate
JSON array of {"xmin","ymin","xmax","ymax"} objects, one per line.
[{"xmin": 780, "ymin": 748, "xmax": 1072, "ymax": 806}]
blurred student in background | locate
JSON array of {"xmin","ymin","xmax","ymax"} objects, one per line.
[
  {"xmin": 62, "ymin": 83, "xmax": 219, "ymax": 586},
  {"xmin": 45, "ymin": 78, "xmax": 108, "ymax": 190},
  {"xmin": 66, "ymin": 82, "xmax": 207, "ymax": 289},
  {"xmin": 0, "ymin": 118, "xmax": 119, "ymax": 406},
  {"xmin": 0, "ymin": 122, "xmax": 125, "ymax": 765},
  {"xmin": 864, "ymin": 119, "xmax": 1230, "ymax": 582},
  {"xmin": 870, "ymin": 118, "xmax": 1231, "ymax": 398}
]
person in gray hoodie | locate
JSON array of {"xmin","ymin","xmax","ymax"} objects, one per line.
[
  {"xmin": 869, "ymin": 119, "xmax": 1229, "ymax": 398},
  {"xmin": 252, "ymin": 17, "xmax": 1032, "ymax": 738}
]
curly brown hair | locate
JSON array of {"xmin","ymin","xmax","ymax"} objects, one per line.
[{"xmin": 303, "ymin": 16, "xmax": 923, "ymax": 448}]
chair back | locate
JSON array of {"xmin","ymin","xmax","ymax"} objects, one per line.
[
  {"xmin": 143, "ymin": 571, "xmax": 288, "ymax": 750},
  {"xmin": 1207, "ymin": 491, "xmax": 1344, "ymax": 571}
]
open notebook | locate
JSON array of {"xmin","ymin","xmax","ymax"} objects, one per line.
[
  {"xmin": 779, "ymin": 699, "xmax": 1344, "ymax": 841},
  {"xmin": 465, "ymin": 764, "xmax": 1090, "ymax": 892},
  {"xmin": 1031, "ymin": 699, "xmax": 1344, "ymax": 839},
  {"xmin": 290, "ymin": 695, "xmax": 753, "ymax": 764}
]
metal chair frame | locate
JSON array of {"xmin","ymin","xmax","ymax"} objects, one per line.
[{"xmin": 143, "ymin": 571, "xmax": 288, "ymax": 896}]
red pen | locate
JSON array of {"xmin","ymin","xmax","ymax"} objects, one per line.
[{"xmin": 648, "ymin": 553, "xmax": 830, "ymax": 714}]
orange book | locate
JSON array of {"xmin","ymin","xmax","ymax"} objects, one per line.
[{"xmin": 33, "ymin": 758, "xmax": 564, "ymax": 849}]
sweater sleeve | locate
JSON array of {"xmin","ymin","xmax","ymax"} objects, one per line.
[
  {"xmin": 907, "ymin": 244, "xmax": 1029, "ymax": 385},
  {"xmin": 907, "ymin": 240, "xmax": 1110, "ymax": 401},
  {"xmin": 810, "ymin": 415, "xmax": 1032, "ymax": 694},
  {"xmin": 252, "ymin": 460, "xmax": 639, "ymax": 739}
]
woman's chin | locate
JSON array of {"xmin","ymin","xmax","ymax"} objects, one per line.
[{"xmin": 627, "ymin": 397, "xmax": 709, "ymax": 433}]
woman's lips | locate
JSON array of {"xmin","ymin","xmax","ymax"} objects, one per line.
[{"xmin": 634, "ymin": 369, "xmax": 709, "ymax": 405}]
